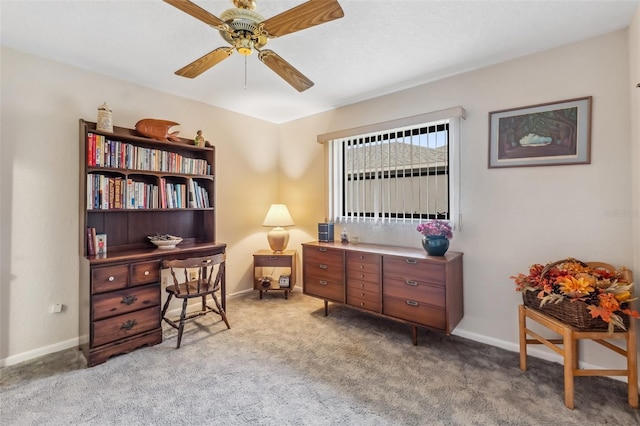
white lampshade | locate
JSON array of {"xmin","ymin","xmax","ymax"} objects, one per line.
[{"xmin": 263, "ymin": 204, "xmax": 294, "ymax": 252}]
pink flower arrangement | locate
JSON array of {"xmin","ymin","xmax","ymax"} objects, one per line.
[{"xmin": 416, "ymin": 219, "xmax": 453, "ymax": 239}]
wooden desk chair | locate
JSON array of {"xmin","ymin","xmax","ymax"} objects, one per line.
[
  {"xmin": 161, "ymin": 254, "xmax": 230, "ymax": 348},
  {"xmin": 518, "ymin": 263, "xmax": 638, "ymax": 409}
]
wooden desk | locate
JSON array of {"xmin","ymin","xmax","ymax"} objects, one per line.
[
  {"xmin": 519, "ymin": 305, "xmax": 638, "ymax": 409},
  {"xmin": 80, "ymin": 242, "xmax": 227, "ymax": 366}
]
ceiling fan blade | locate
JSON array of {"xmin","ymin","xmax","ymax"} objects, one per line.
[
  {"xmin": 258, "ymin": 49, "xmax": 314, "ymax": 92},
  {"xmin": 176, "ymin": 47, "xmax": 234, "ymax": 78},
  {"xmin": 260, "ymin": 0, "xmax": 344, "ymax": 38},
  {"xmin": 163, "ymin": 0, "xmax": 228, "ymax": 29}
]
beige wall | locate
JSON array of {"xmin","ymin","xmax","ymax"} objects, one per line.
[
  {"xmin": 280, "ymin": 29, "xmax": 636, "ymax": 370},
  {"xmin": 0, "ymin": 47, "xmax": 280, "ymax": 363},
  {"xmin": 1, "ymin": 25, "xmax": 638, "ymax": 372},
  {"xmin": 629, "ymin": 7, "xmax": 640, "ymax": 351}
]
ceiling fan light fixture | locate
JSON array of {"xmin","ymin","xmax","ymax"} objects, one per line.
[{"xmin": 236, "ymin": 37, "xmax": 254, "ymax": 56}]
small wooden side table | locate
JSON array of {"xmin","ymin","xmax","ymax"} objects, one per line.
[
  {"xmin": 519, "ymin": 304, "xmax": 638, "ymax": 409},
  {"xmin": 253, "ymin": 250, "xmax": 297, "ymax": 299}
]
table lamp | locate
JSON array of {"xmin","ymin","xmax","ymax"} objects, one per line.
[{"xmin": 262, "ymin": 204, "xmax": 294, "ymax": 253}]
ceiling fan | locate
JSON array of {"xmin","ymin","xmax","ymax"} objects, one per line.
[{"xmin": 164, "ymin": 0, "xmax": 344, "ymax": 92}]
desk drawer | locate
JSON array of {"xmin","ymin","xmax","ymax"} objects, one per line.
[
  {"xmin": 92, "ymin": 284, "xmax": 160, "ymax": 321},
  {"xmin": 131, "ymin": 260, "xmax": 160, "ymax": 285},
  {"xmin": 383, "ymin": 296, "xmax": 445, "ymax": 329},
  {"xmin": 92, "ymin": 306, "xmax": 160, "ymax": 347},
  {"xmin": 92, "ymin": 265, "xmax": 129, "ymax": 293}
]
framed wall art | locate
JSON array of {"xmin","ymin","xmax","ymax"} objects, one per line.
[{"xmin": 488, "ymin": 96, "xmax": 592, "ymax": 168}]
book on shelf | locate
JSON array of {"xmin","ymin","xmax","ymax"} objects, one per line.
[{"xmin": 86, "ymin": 227, "xmax": 96, "ymax": 256}]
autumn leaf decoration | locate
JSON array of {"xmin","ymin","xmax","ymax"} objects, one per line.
[{"xmin": 511, "ymin": 259, "xmax": 639, "ymax": 332}]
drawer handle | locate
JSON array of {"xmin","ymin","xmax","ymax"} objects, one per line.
[
  {"xmin": 108, "ymin": 276, "xmax": 115, "ymax": 282},
  {"xmin": 359, "ymin": 265, "xmax": 364, "ymax": 269},
  {"xmin": 121, "ymin": 295, "xmax": 138, "ymax": 305},
  {"xmin": 269, "ymin": 256, "xmax": 278, "ymax": 260},
  {"xmin": 319, "ymin": 280, "xmax": 328, "ymax": 285},
  {"xmin": 319, "ymin": 264, "xmax": 328, "ymax": 270},
  {"xmin": 318, "ymin": 247, "xmax": 327, "ymax": 252},
  {"xmin": 144, "ymin": 271, "xmax": 150, "ymax": 276},
  {"xmin": 120, "ymin": 319, "xmax": 137, "ymax": 330},
  {"xmin": 360, "ymin": 292, "xmax": 365, "ymax": 296},
  {"xmin": 405, "ymin": 280, "xmax": 418, "ymax": 286},
  {"xmin": 359, "ymin": 255, "xmax": 364, "ymax": 259},
  {"xmin": 360, "ymin": 275, "xmax": 365, "ymax": 279},
  {"xmin": 360, "ymin": 302, "xmax": 365, "ymax": 306},
  {"xmin": 406, "ymin": 300, "xmax": 419, "ymax": 307},
  {"xmin": 405, "ymin": 259, "xmax": 417, "ymax": 264}
]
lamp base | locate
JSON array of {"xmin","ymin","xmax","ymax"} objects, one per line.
[{"xmin": 267, "ymin": 227, "xmax": 289, "ymax": 253}]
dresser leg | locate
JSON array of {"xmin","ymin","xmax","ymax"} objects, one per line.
[
  {"xmin": 324, "ymin": 300, "xmax": 328, "ymax": 316},
  {"xmin": 412, "ymin": 325, "xmax": 418, "ymax": 346}
]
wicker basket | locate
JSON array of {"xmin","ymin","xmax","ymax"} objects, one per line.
[
  {"xmin": 522, "ymin": 290, "xmax": 630, "ymax": 330},
  {"xmin": 521, "ymin": 258, "xmax": 631, "ymax": 331}
]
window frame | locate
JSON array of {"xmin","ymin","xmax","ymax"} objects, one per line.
[{"xmin": 319, "ymin": 107, "xmax": 465, "ymax": 230}]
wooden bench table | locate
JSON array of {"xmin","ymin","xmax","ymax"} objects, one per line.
[{"xmin": 518, "ymin": 304, "xmax": 638, "ymax": 409}]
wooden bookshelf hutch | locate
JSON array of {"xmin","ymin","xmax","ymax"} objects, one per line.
[{"xmin": 78, "ymin": 119, "xmax": 226, "ymax": 366}]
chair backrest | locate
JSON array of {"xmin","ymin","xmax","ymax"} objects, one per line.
[{"xmin": 163, "ymin": 253, "xmax": 226, "ymax": 296}]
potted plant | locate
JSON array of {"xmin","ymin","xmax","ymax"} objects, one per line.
[{"xmin": 416, "ymin": 219, "xmax": 452, "ymax": 256}]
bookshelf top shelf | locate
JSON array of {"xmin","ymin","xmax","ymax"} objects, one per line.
[{"xmin": 82, "ymin": 119, "xmax": 214, "ymax": 153}]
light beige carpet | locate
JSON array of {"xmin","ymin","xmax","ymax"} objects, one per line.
[{"xmin": 1, "ymin": 291, "xmax": 638, "ymax": 425}]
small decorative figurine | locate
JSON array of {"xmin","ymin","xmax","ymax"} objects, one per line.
[
  {"xmin": 194, "ymin": 130, "xmax": 205, "ymax": 147},
  {"xmin": 96, "ymin": 102, "xmax": 113, "ymax": 133}
]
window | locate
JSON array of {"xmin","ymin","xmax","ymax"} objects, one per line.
[{"xmin": 320, "ymin": 107, "xmax": 465, "ymax": 228}]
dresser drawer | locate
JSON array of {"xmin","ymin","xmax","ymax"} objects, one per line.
[
  {"xmin": 92, "ymin": 265, "xmax": 129, "ymax": 293},
  {"xmin": 304, "ymin": 260, "xmax": 344, "ymax": 283},
  {"xmin": 383, "ymin": 296, "xmax": 446, "ymax": 329},
  {"xmin": 383, "ymin": 277, "xmax": 445, "ymax": 308},
  {"xmin": 303, "ymin": 246, "xmax": 344, "ymax": 267},
  {"xmin": 92, "ymin": 306, "xmax": 160, "ymax": 347},
  {"xmin": 347, "ymin": 287, "xmax": 379, "ymax": 303},
  {"xmin": 383, "ymin": 257, "xmax": 445, "ymax": 285},
  {"xmin": 347, "ymin": 269, "xmax": 380, "ymax": 285},
  {"xmin": 346, "ymin": 278, "xmax": 380, "ymax": 294},
  {"xmin": 347, "ymin": 294, "xmax": 381, "ymax": 312},
  {"xmin": 346, "ymin": 251, "xmax": 381, "ymax": 265},
  {"xmin": 92, "ymin": 284, "xmax": 160, "ymax": 321},
  {"xmin": 304, "ymin": 277, "xmax": 344, "ymax": 303},
  {"xmin": 131, "ymin": 260, "xmax": 160, "ymax": 285},
  {"xmin": 346, "ymin": 261, "xmax": 379, "ymax": 275}
]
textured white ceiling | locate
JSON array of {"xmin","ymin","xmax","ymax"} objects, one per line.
[{"xmin": 1, "ymin": 0, "xmax": 638, "ymax": 123}]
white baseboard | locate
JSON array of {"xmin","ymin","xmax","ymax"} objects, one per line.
[
  {"xmin": 1, "ymin": 337, "xmax": 79, "ymax": 368},
  {"xmin": 452, "ymin": 328, "xmax": 628, "ymax": 383}
]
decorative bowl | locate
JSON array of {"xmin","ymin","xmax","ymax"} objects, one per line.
[{"xmin": 148, "ymin": 235, "xmax": 183, "ymax": 249}]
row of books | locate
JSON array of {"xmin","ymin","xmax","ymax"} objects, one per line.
[
  {"xmin": 86, "ymin": 227, "xmax": 107, "ymax": 256},
  {"xmin": 160, "ymin": 178, "xmax": 211, "ymax": 209},
  {"xmin": 87, "ymin": 132, "xmax": 211, "ymax": 175},
  {"xmin": 88, "ymin": 174, "xmax": 210, "ymax": 210},
  {"xmin": 87, "ymin": 174, "xmax": 159, "ymax": 210}
]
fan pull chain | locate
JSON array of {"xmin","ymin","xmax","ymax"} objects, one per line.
[{"xmin": 244, "ymin": 55, "xmax": 248, "ymax": 90}]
